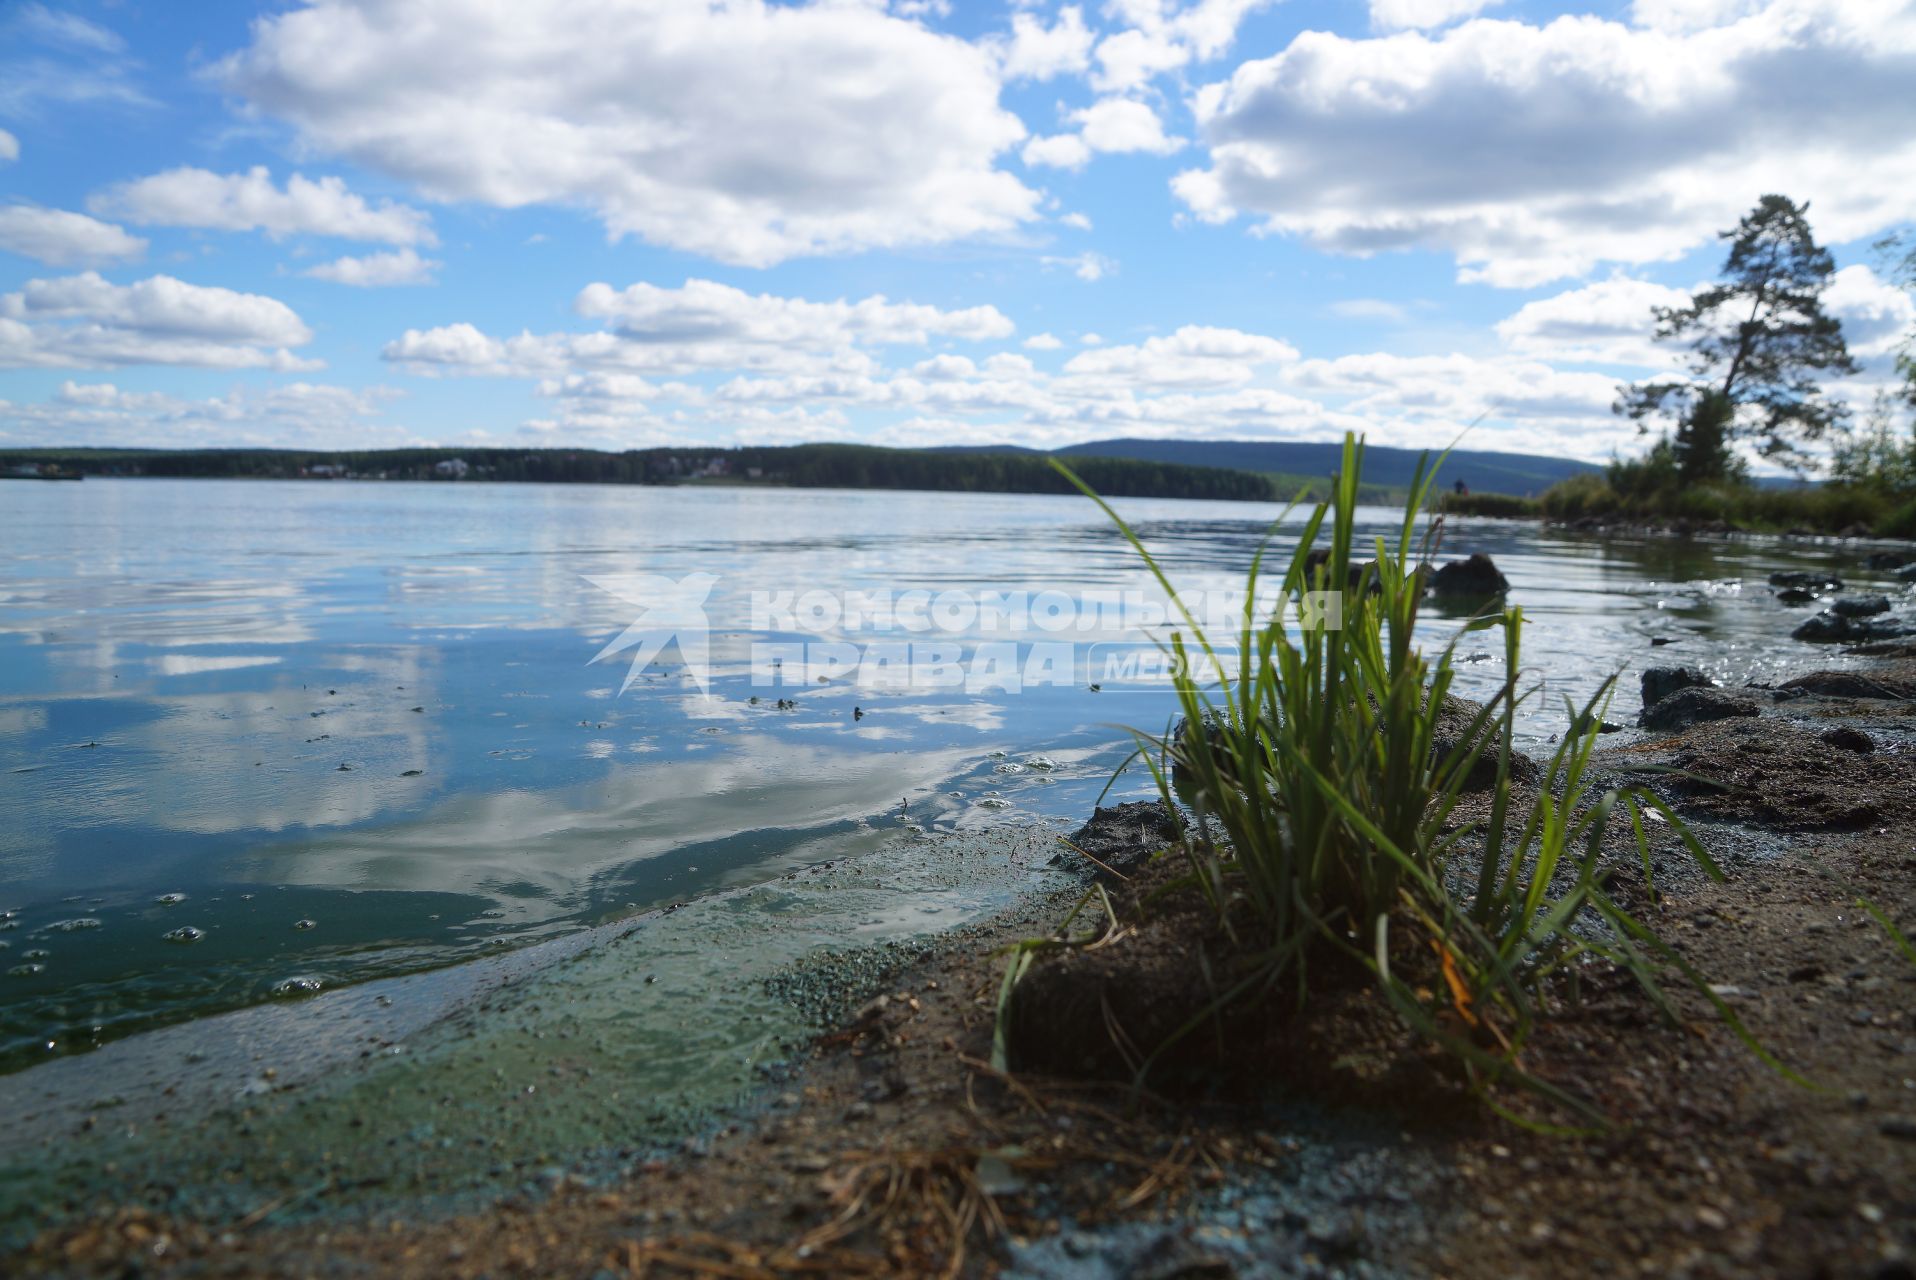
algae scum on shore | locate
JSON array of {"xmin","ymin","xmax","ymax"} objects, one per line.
[{"xmin": 3, "ymin": 469, "xmax": 1915, "ymax": 1277}]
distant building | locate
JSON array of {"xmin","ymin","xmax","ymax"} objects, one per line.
[
  {"xmin": 307, "ymin": 463, "xmax": 347, "ymax": 478},
  {"xmin": 433, "ymin": 458, "xmax": 470, "ymax": 479}
]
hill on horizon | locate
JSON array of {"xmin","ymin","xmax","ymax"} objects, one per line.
[{"xmin": 935, "ymin": 438, "xmax": 1601, "ymax": 497}]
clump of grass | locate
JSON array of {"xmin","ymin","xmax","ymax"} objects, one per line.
[{"xmin": 1038, "ymin": 432, "xmax": 1794, "ymax": 1125}]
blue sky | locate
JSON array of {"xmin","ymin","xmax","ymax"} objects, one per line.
[{"xmin": 0, "ymin": 0, "xmax": 1911, "ymax": 464}]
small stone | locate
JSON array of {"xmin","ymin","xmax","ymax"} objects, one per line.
[{"xmin": 1879, "ymin": 1116, "xmax": 1916, "ymax": 1141}]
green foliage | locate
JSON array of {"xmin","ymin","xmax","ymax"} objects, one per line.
[
  {"xmin": 1830, "ymin": 391, "xmax": 1916, "ymax": 495},
  {"xmin": 1052, "ymin": 434, "xmax": 1779, "ymax": 1122},
  {"xmin": 0, "ymin": 443, "xmax": 1274, "ymax": 504},
  {"xmin": 1432, "ymin": 491, "xmax": 1541, "ymax": 519},
  {"xmin": 1617, "ymin": 195, "xmax": 1860, "ymax": 475},
  {"xmin": 1539, "ymin": 470, "xmax": 1899, "ymax": 534}
]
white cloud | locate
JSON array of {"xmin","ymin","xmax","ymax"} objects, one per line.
[
  {"xmin": 994, "ymin": 5, "xmax": 1095, "ymax": 80},
  {"xmin": 219, "ymin": 0, "xmax": 1037, "ymax": 267},
  {"xmin": 1060, "ymin": 212, "xmax": 1093, "ymax": 230},
  {"xmin": 1044, "ymin": 250, "xmax": 1118, "ymax": 282},
  {"xmin": 1497, "ymin": 266, "xmax": 1916, "ymax": 370},
  {"xmin": 1024, "ymin": 332, "xmax": 1064, "ymax": 350},
  {"xmin": 1091, "ymin": 0, "xmax": 1275, "ymax": 91},
  {"xmin": 1, "ymin": 381, "xmax": 402, "ymax": 449},
  {"xmin": 574, "ymin": 278, "xmax": 1014, "ymax": 344},
  {"xmin": 1824, "ymin": 264, "xmax": 1916, "ymax": 359},
  {"xmin": 384, "ymin": 278, "xmax": 1014, "ymax": 377},
  {"xmin": 1495, "ymin": 277, "xmax": 1692, "ymax": 365},
  {"xmin": 1178, "ymin": 0, "xmax": 1916, "ymax": 286},
  {"xmin": 0, "ymin": 4, "xmax": 148, "ymax": 118},
  {"xmin": 1063, "ymin": 324, "xmax": 1298, "ymax": 387},
  {"xmin": 1369, "ymin": 0, "xmax": 1503, "ymax": 31},
  {"xmin": 0, "ymin": 206, "xmax": 146, "ymax": 266},
  {"xmin": 1073, "ymin": 97, "xmax": 1184, "ymax": 155},
  {"xmin": 1092, "ymin": 28, "xmax": 1191, "ymax": 91},
  {"xmin": 0, "ymin": 129, "xmax": 17, "ymax": 162},
  {"xmin": 94, "ymin": 167, "xmax": 435, "ymax": 246},
  {"xmin": 303, "ymin": 247, "xmax": 440, "ymax": 287},
  {"xmin": 1022, "ymin": 133, "xmax": 1093, "ymax": 171},
  {"xmin": 0, "ymin": 272, "xmax": 318, "ymax": 371}
]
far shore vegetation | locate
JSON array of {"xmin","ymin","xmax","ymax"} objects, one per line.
[{"xmin": 1449, "ymin": 195, "xmax": 1916, "ymax": 538}]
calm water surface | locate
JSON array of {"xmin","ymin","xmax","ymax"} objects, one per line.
[{"xmin": 0, "ymin": 477, "xmax": 1881, "ymax": 1070}]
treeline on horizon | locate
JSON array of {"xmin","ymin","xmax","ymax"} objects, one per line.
[{"xmin": 0, "ymin": 442, "xmax": 1277, "ymax": 503}]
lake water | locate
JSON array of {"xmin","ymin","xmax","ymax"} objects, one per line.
[{"xmin": 0, "ymin": 476, "xmax": 1888, "ymax": 1075}]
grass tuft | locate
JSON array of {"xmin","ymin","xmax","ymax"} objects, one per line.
[{"xmin": 1021, "ymin": 431, "xmax": 1791, "ymax": 1124}]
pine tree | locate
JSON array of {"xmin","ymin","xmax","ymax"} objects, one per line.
[{"xmin": 1617, "ymin": 195, "xmax": 1859, "ymax": 478}]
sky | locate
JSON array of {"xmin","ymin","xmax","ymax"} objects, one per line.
[{"xmin": 0, "ymin": 0, "xmax": 1912, "ymax": 466}]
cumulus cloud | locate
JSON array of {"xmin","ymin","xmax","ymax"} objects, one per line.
[
  {"xmin": 1022, "ymin": 133, "xmax": 1093, "ymax": 171},
  {"xmin": 1, "ymin": 380, "xmax": 402, "ymax": 449},
  {"xmin": 1073, "ymin": 97, "xmax": 1183, "ymax": 155},
  {"xmin": 1495, "ymin": 277, "xmax": 1692, "ymax": 365},
  {"xmin": 1024, "ymin": 332, "xmax": 1064, "ymax": 350},
  {"xmin": 1824, "ymin": 264, "xmax": 1916, "ymax": 359},
  {"xmin": 218, "ymin": 0, "xmax": 1038, "ymax": 267},
  {"xmin": 0, "ymin": 272, "xmax": 318, "ymax": 370},
  {"xmin": 1091, "ymin": 0, "xmax": 1275, "ymax": 90},
  {"xmin": 303, "ymin": 247, "xmax": 440, "ymax": 287},
  {"xmin": 93, "ymin": 167, "xmax": 435, "ymax": 246},
  {"xmin": 1062, "ymin": 324, "xmax": 1298, "ymax": 387},
  {"xmin": 1177, "ymin": 0, "xmax": 1916, "ymax": 286},
  {"xmin": 994, "ymin": 5, "xmax": 1095, "ymax": 79},
  {"xmin": 0, "ymin": 206, "xmax": 146, "ymax": 266},
  {"xmin": 0, "ymin": 129, "xmax": 17, "ymax": 162},
  {"xmin": 1497, "ymin": 266, "xmax": 1915, "ymax": 369},
  {"xmin": 384, "ymin": 278, "xmax": 1014, "ymax": 378}
]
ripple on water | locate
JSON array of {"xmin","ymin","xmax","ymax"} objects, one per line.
[
  {"xmin": 271, "ymin": 976, "xmax": 323, "ymax": 998},
  {"xmin": 155, "ymin": 893, "xmax": 187, "ymax": 907},
  {"xmin": 163, "ymin": 927, "xmax": 206, "ymax": 945},
  {"xmin": 46, "ymin": 919, "xmax": 101, "ymax": 933}
]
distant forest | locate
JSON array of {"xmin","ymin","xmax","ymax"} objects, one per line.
[{"xmin": 0, "ymin": 442, "xmax": 1276, "ymax": 503}]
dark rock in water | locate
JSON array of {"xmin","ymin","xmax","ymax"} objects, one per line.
[
  {"xmin": 1864, "ymin": 551, "xmax": 1914, "ymax": 571},
  {"xmin": 1899, "ymin": 563, "xmax": 1916, "ymax": 584},
  {"xmin": 1820, "ymin": 726, "xmax": 1876, "ymax": 754},
  {"xmin": 1641, "ymin": 666, "xmax": 1713, "ymax": 708},
  {"xmin": 1638, "ymin": 686, "xmax": 1760, "ymax": 731},
  {"xmin": 1300, "ymin": 548, "xmax": 1381, "ymax": 592},
  {"xmin": 1431, "ymin": 694, "xmax": 1539, "ymax": 790},
  {"xmin": 1793, "ymin": 611, "xmax": 1852, "ymax": 642},
  {"xmin": 1833, "ymin": 595, "xmax": 1891, "ymax": 618},
  {"xmin": 1777, "ymin": 671, "xmax": 1912, "ymax": 700},
  {"xmin": 1795, "ymin": 610, "xmax": 1916, "ymax": 643},
  {"xmin": 1054, "ymin": 801, "xmax": 1179, "ymax": 881},
  {"xmin": 1774, "ymin": 586, "xmax": 1817, "ymax": 605},
  {"xmin": 1770, "ymin": 570, "xmax": 1844, "ymax": 592},
  {"xmin": 1427, "ymin": 553, "xmax": 1508, "ymax": 598}
]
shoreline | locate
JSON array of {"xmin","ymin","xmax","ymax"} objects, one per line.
[{"xmin": 12, "ymin": 569, "xmax": 1916, "ymax": 1276}]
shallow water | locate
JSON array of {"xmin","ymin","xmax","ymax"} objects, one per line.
[{"xmin": 0, "ymin": 477, "xmax": 1900, "ymax": 1072}]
